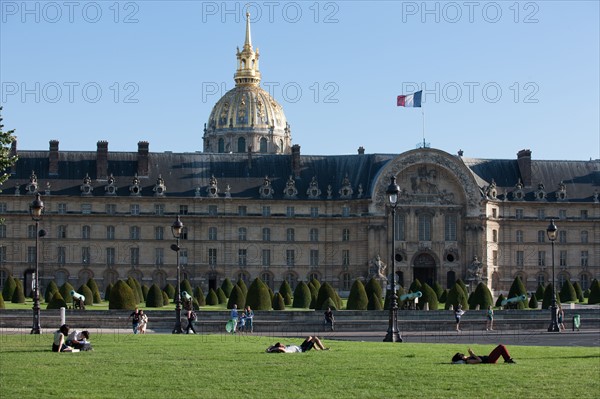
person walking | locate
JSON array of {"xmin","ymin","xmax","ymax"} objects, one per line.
[
  {"xmin": 324, "ymin": 307, "xmax": 335, "ymax": 331},
  {"xmin": 185, "ymin": 299, "xmax": 197, "ymax": 334},
  {"xmin": 486, "ymin": 306, "xmax": 494, "ymax": 331},
  {"xmin": 129, "ymin": 307, "xmax": 140, "ymax": 334},
  {"xmin": 454, "ymin": 304, "xmax": 465, "ymax": 332}
]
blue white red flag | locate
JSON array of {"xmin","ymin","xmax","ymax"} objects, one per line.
[{"xmin": 397, "ymin": 91, "xmax": 422, "ymax": 107}]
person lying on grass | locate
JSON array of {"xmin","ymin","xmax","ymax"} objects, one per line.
[
  {"xmin": 451, "ymin": 345, "xmax": 516, "ymax": 364},
  {"xmin": 266, "ymin": 336, "xmax": 329, "ymax": 353}
]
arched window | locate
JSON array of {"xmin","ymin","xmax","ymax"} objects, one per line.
[
  {"xmin": 446, "ymin": 270, "xmax": 456, "ymax": 289},
  {"xmin": 218, "ymin": 138, "xmax": 224, "ymax": 153},
  {"xmin": 153, "ymin": 270, "xmax": 167, "ymax": 289},
  {"xmin": 55, "ymin": 270, "xmax": 68, "ymax": 287},
  {"xmin": 308, "ymin": 272, "xmax": 320, "ymax": 283},
  {"xmin": 558, "ymin": 273, "xmax": 569, "ymax": 289},
  {"xmin": 237, "ymin": 137, "xmax": 246, "ymax": 153},
  {"xmin": 78, "ymin": 269, "xmax": 93, "ymax": 288},
  {"xmin": 237, "ymin": 272, "xmax": 249, "ymax": 285},
  {"xmin": 259, "ymin": 137, "xmax": 268, "ymax": 153}
]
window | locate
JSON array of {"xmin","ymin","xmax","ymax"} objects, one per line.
[
  {"xmin": 238, "ymin": 206, "xmax": 247, "ymax": 216},
  {"xmin": 208, "ymin": 205, "xmax": 218, "ymax": 216},
  {"xmin": 57, "ymin": 225, "xmax": 67, "ymax": 239},
  {"xmin": 285, "ymin": 273, "xmax": 297, "ymax": 290},
  {"xmin": 580, "ymin": 274, "xmax": 590, "ymax": 290},
  {"xmin": 559, "ymin": 231, "xmax": 567, "ymax": 244},
  {"xmin": 208, "ymin": 248, "xmax": 217, "ymax": 266},
  {"xmin": 537, "ymin": 273, "xmax": 545, "ymax": 287},
  {"xmin": 286, "ymin": 249, "xmax": 295, "ymax": 266},
  {"xmin": 106, "ymin": 226, "xmax": 115, "ymax": 240},
  {"xmin": 155, "ymin": 226, "xmax": 164, "ymax": 240},
  {"xmin": 286, "ymin": 228, "xmax": 295, "ymax": 242},
  {"xmin": 342, "ymin": 228, "xmax": 350, "ymax": 242},
  {"xmin": 238, "ymin": 227, "xmax": 247, "ymax": 241},
  {"xmin": 179, "ymin": 205, "xmax": 188, "ymax": 215},
  {"xmin": 27, "ymin": 225, "xmax": 36, "ymax": 239},
  {"xmin": 580, "ymin": 210, "xmax": 588, "ymax": 219},
  {"xmin": 130, "ymin": 226, "xmax": 140, "ymax": 240},
  {"xmin": 0, "ymin": 225, "xmax": 5, "ymax": 238},
  {"xmin": 82, "ymin": 247, "xmax": 90, "ymax": 264},
  {"xmin": 515, "ymin": 209, "xmax": 523, "ymax": 219},
  {"xmin": 262, "ymin": 228, "xmax": 270, "ymax": 242},
  {"xmin": 262, "ymin": 249, "xmax": 271, "ymax": 266},
  {"xmin": 581, "ymin": 231, "xmax": 588, "ymax": 244},
  {"xmin": 559, "ymin": 209, "xmax": 567, "ymax": 219},
  {"xmin": 130, "ymin": 204, "xmax": 140, "ymax": 215},
  {"xmin": 28, "ymin": 246, "xmax": 36, "ymax": 264},
  {"xmin": 581, "ymin": 251, "xmax": 589, "ymax": 267},
  {"xmin": 342, "ymin": 206, "xmax": 350, "ymax": 217},
  {"xmin": 106, "ymin": 204, "xmax": 116, "ymax": 215},
  {"xmin": 238, "ymin": 249, "xmax": 247, "ymax": 266},
  {"xmin": 310, "ymin": 250, "xmax": 319, "ymax": 267},
  {"xmin": 0, "ymin": 246, "xmax": 6, "ymax": 265},
  {"xmin": 342, "ymin": 273, "xmax": 352, "ymax": 291},
  {"xmin": 311, "ymin": 207, "xmax": 319, "ymax": 218},
  {"xmin": 0, "ymin": 203, "xmax": 6, "ymax": 213},
  {"xmin": 130, "ymin": 248, "xmax": 139, "ymax": 266},
  {"xmin": 395, "ymin": 214, "xmax": 405, "ymax": 241},
  {"xmin": 445, "ymin": 214, "xmax": 457, "ymax": 241},
  {"xmin": 106, "ymin": 248, "xmax": 115, "ymax": 266},
  {"xmin": 516, "ymin": 230, "xmax": 523, "ymax": 243},
  {"xmin": 309, "ymin": 228, "xmax": 319, "ymax": 242},
  {"xmin": 262, "ymin": 206, "xmax": 271, "ymax": 217},
  {"xmin": 418, "ymin": 213, "xmax": 432, "ymax": 241},
  {"xmin": 342, "ymin": 249, "xmax": 350, "ymax": 266},
  {"xmin": 537, "ymin": 230, "xmax": 545, "ymax": 243},
  {"xmin": 538, "ymin": 251, "xmax": 545, "ymax": 266},
  {"xmin": 57, "ymin": 247, "xmax": 66, "ymax": 265},
  {"xmin": 492, "ymin": 208, "xmax": 497, "ymax": 218},
  {"xmin": 155, "ymin": 248, "xmax": 164, "ymax": 265},
  {"xmin": 308, "ymin": 272, "xmax": 320, "ymax": 282},
  {"xmin": 492, "ymin": 229, "xmax": 498, "ymax": 243},
  {"xmin": 516, "ymin": 251, "xmax": 524, "ymax": 267},
  {"xmin": 558, "ymin": 273, "xmax": 567, "ymax": 289},
  {"xmin": 537, "ymin": 209, "xmax": 545, "ymax": 220},
  {"xmin": 154, "ymin": 204, "xmax": 164, "ymax": 215},
  {"xmin": 180, "ymin": 227, "xmax": 188, "ymax": 240},
  {"xmin": 82, "ymin": 225, "xmax": 91, "ymax": 240},
  {"xmin": 492, "ymin": 250, "xmax": 498, "ymax": 266},
  {"xmin": 559, "ymin": 250, "xmax": 567, "ymax": 267},
  {"xmin": 208, "ymin": 227, "xmax": 217, "ymax": 241},
  {"xmin": 286, "ymin": 206, "xmax": 295, "ymax": 217},
  {"xmin": 179, "ymin": 249, "xmax": 188, "ymax": 265}
]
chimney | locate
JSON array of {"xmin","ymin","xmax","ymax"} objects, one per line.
[
  {"xmin": 358, "ymin": 146, "xmax": 365, "ymax": 155},
  {"xmin": 137, "ymin": 141, "xmax": 149, "ymax": 177},
  {"xmin": 96, "ymin": 141, "xmax": 108, "ymax": 180},
  {"xmin": 291, "ymin": 144, "xmax": 301, "ymax": 178},
  {"xmin": 48, "ymin": 140, "xmax": 59, "ymax": 176},
  {"xmin": 517, "ymin": 149, "xmax": 532, "ymax": 186}
]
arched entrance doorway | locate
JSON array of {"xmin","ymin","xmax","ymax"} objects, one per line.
[{"xmin": 413, "ymin": 253, "xmax": 436, "ymax": 287}]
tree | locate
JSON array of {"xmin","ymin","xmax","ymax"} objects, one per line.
[
  {"xmin": 529, "ymin": 293, "xmax": 538, "ymax": 309},
  {"xmin": 365, "ymin": 278, "xmax": 383, "ymax": 304},
  {"xmin": 292, "ymin": 281, "xmax": 311, "ymax": 309},
  {"xmin": 46, "ymin": 291, "xmax": 67, "ymax": 310},
  {"xmin": 445, "ymin": 283, "xmax": 468, "ymax": 310},
  {"xmin": 309, "ymin": 278, "xmax": 321, "ymax": 293},
  {"xmin": 0, "ymin": 292, "xmax": 4, "ymax": 309},
  {"xmin": 0, "ymin": 107, "xmax": 18, "ymax": 220},
  {"xmin": 2, "ymin": 274, "xmax": 16, "ymax": 301},
  {"xmin": 163, "ymin": 283, "xmax": 175, "ymax": 299},
  {"xmin": 141, "ymin": 284, "xmax": 149, "ymax": 301},
  {"xmin": 418, "ymin": 283, "xmax": 439, "ymax": 311},
  {"xmin": 216, "ymin": 287, "xmax": 227, "ymax": 304},
  {"xmin": 236, "ymin": 279, "xmax": 248, "ymax": 296},
  {"xmin": 126, "ymin": 277, "xmax": 141, "ymax": 304},
  {"xmin": 278, "ymin": 280, "xmax": 293, "ymax": 306},
  {"xmin": 495, "ymin": 294, "xmax": 505, "ymax": 308},
  {"xmin": 346, "ymin": 280, "xmax": 368, "ymax": 310},
  {"xmin": 439, "ymin": 289, "xmax": 448, "ymax": 304},
  {"xmin": 455, "ymin": 279, "xmax": 468, "ymax": 295},
  {"xmin": 227, "ymin": 285, "xmax": 246, "ymax": 310},
  {"xmin": 408, "ymin": 279, "xmax": 422, "ymax": 293},
  {"xmin": 572, "ymin": 281, "xmax": 584, "ymax": 303},
  {"xmin": 181, "ymin": 279, "xmax": 193, "ymax": 297},
  {"xmin": 162, "ymin": 291, "xmax": 170, "ymax": 305},
  {"xmin": 316, "ymin": 282, "xmax": 339, "ymax": 310},
  {"xmin": 432, "ymin": 282, "xmax": 444, "ymax": 301},
  {"xmin": 77, "ymin": 284, "xmax": 94, "ymax": 306},
  {"xmin": 367, "ymin": 292, "xmax": 382, "ymax": 310},
  {"xmin": 542, "ymin": 283, "xmax": 561, "ymax": 309},
  {"xmin": 507, "ymin": 276, "xmax": 528, "ymax": 309},
  {"xmin": 11, "ymin": 280, "xmax": 25, "ymax": 303},
  {"xmin": 272, "ymin": 292, "xmax": 285, "ymax": 310},
  {"xmin": 86, "ymin": 278, "xmax": 102, "ymax": 303},
  {"xmin": 59, "ymin": 282, "xmax": 75, "ymax": 304},
  {"xmin": 145, "ymin": 284, "xmax": 164, "ymax": 307},
  {"xmin": 104, "ymin": 283, "xmax": 113, "ymax": 303},
  {"xmin": 535, "ymin": 284, "xmax": 545, "ymax": 301},
  {"xmin": 559, "ymin": 279, "xmax": 577, "ymax": 303},
  {"xmin": 469, "ymin": 282, "xmax": 494, "ymax": 310},
  {"xmin": 246, "ymin": 278, "xmax": 272, "ymax": 310},
  {"xmin": 108, "ymin": 280, "xmax": 136, "ymax": 310},
  {"xmin": 194, "ymin": 286, "xmax": 206, "ymax": 306},
  {"xmin": 221, "ymin": 278, "xmax": 234, "ymax": 297},
  {"xmin": 588, "ymin": 279, "xmax": 600, "ymax": 305},
  {"xmin": 206, "ymin": 289, "xmax": 219, "ymax": 306}
]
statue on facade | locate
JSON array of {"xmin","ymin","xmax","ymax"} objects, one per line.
[
  {"xmin": 368, "ymin": 255, "xmax": 387, "ymax": 280},
  {"xmin": 468, "ymin": 255, "xmax": 483, "ymax": 280}
]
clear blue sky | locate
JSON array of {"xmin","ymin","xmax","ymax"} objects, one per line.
[{"xmin": 1, "ymin": 1, "xmax": 599, "ymax": 160}]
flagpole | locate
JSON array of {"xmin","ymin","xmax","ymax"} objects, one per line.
[{"xmin": 421, "ymin": 109, "xmax": 426, "ymax": 148}]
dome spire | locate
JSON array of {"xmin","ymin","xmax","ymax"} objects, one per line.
[{"xmin": 234, "ymin": 11, "xmax": 261, "ymax": 86}]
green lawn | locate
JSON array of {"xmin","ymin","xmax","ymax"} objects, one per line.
[{"xmin": 1, "ymin": 334, "xmax": 598, "ymax": 398}]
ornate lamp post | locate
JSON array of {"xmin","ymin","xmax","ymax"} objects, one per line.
[
  {"xmin": 546, "ymin": 219, "xmax": 560, "ymax": 332},
  {"xmin": 29, "ymin": 193, "xmax": 44, "ymax": 334},
  {"xmin": 170, "ymin": 215, "xmax": 184, "ymax": 334},
  {"xmin": 384, "ymin": 176, "xmax": 402, "ymax": 342}
]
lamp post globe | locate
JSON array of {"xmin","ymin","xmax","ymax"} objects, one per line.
[
  {"xmin": 383, "ymin": 176, "xmax": 402, "ymax": 342},
  {"xmin": 546, "ymin": 219, "xmax": 560, "ymax": 332},
  {"xmin": 171, "ymin": 215, "xmax": 184, "ymax": 334},
  {"xmin": 29, "ymin": 193, "xmax": 44, "ymax": 334}
]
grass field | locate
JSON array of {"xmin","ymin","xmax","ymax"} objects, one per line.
[{"xmin": 1, "ymin": 333, "xmax": 598, "ymax": 398}]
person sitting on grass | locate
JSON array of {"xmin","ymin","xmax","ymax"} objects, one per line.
[
  {"xmin": 52, "ymin": 324, "xmax": 74, "ymax": 352},
  {"xmin": 451, "ymin": 345, "xmax": 516, "ymax": 364},
  {"xmin": 66, "ymin": 329, "xmax": 93, "ymax": 351},
  {"xmin": 266, "ymin": 336, "xmax": 329, "ymax": 353}
]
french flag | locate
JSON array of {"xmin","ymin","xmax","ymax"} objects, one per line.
[{"xmin": 397, "ymin": 90, "xmax": 422, "ymax": 107}]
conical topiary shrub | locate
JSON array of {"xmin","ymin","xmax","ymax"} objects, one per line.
[
  {"xmin": 278, "ymin": 280, "xmax": 293, "ymax": 306},
  {"xmin": 236, "ymin": 279, "xmax": 248, "ymax": 296},
  {"xmin": 194, "ymin": 286, "xmax": 206, "ymax": 306},
  {"xmin": 141, "ymin": 285, "xmax": 149, "ymax": 302},
  {"xmin": 46, "ymin": 291, "xmax": 67, "ymax": 309},
  {"xmin": 432, "ymin": 282, "xmax": 444, "ymax": 301},
  {"xmin": 365, "ymin": 278, "xmax": 383, "ymax": 304},
  {"xmin": 246, "ymin": 278, "xmax": 272, "ymax": 310},
  {"xmin": 469, "ymin": 282, "xmax": 493, "ymax": 311},
  {"xmin": 86, "ymin": 278, "xmax": 102, "ymax": 303},
  {"xmin": 221, "ymin": 278, "xmax": 234, "ymax": 297},
  {"xmin": 126, "ymin": 277, "xmax": 141, "ymax": 304},
  {"xmin": 272, "ymin": 292, "xmax": 285, "ymax": 310},
  {"xmin": 588, "ymin": 279, "xmax": 600, "ymax": 305},
  {"xmin": 439, "ymin": 288, "xmax": 448, "ymax": 304},
  {"xmin": 559, "ymin": 279, "xmax": 577, "ymax": 303},
  {"xmin": 145, "ymin": 283, "xmax": 164, "ymax": 307},
  {"xmin": 163, "ymin": 283, "xmax": 175, "ymax": 299},
  {"xmin": 445, "ymin": 283, "xmax": 468, "ymax": 310},
  {"xmin": 162, "ymin": 291, "xmax": 170, "ymax": 305},
  {"xmin": 2, "ymin": 274, "xmax": 16, "ymax": 301},
  {"xmin": 77, "ymin": 284, "xmax": 94, "ymax": 306},
  {"xmin": 367, "ymin": 292, "xmax": 382, "ymax": 310},
  {"xmin": 409, "ymin": 279, "xmax": 422, "ymax": 294},
  {"xmin": 542, "ymin": 283, "xmax": 561, "ymax": 309},
  {"xmin": 45, "ymin": 280, "xmax": 59, "ymax": 303},
  {"xmin": 455, "ymin": 279, "xmax": 468, "ymax": 295},
  {"xmin": 583, "ymin": 288, "xmax": 590, "ymax": 298},
  {"xmin": 507, "ymin": 276, "xmax": 527, "ymax": 309},
  {"xmin": 227, "ymin": 285, "xmax": 246, "ymax": 310},
  {"xmin": 529, "ymin": 293, "xmax": 538, "ymax": 309},
  {"xmin": 384, "ymin": 286, "xmax": 405, "ymax": 310},
  {"xmin": 59, "ymin": 282, "xmax": 75, "ymax": 304},
  {"xmin": 0, "ymin": 293, "xmax": 4, "ymax": 309},
  {"xmin": 310, "ymin": 278, "xmax": 321, "ymax": 293},
  {"xmin": 181, "ymin": 279, "xmax": 193, "ymax": 297},
  {"xmin": 104, "ymin": 283, "xmax": 113, "ymax": 303},
  {"xmin": 206, "ymin": 289, "xmax": 219, "ymax": 306},
  {"xmin": 535, "ymin": 284, "xmax": 545, "ymax": 301},
  {"xmin": 347, "ymin": 279, "xmax": 368, "ymax": 310},
  {"xmin": 292, "ymin": 281, "xmax": 311, "ymax": 309},
  {"xmin": 572, "ymin": 281, "xmax": 584, "ymax": 303},
  {"xmin": 321, "ymin": 297, "xmax": 337, "ymax": 311},
  {"xmin": 308, "ymin": 281, "xmax": 318, "ymax": 309},
  {"xmin": 216, "ymin": 287, "xmax": 227, "ymax": 304},
  {"xmin": 495, "ymin": 293, "xmax": 505, "ymax": 308},
  {"xmin": 11, "ymin": 280, "xmax": 25, "ymax": 303},
  {"xmin": 109, "ymin": 280, "xmax": 137, "ymax": 310},
  {"xmin": 315, "ymin": 282, "xmax": 339, "ymax": 310},
  {"xmin": 418, "ymin": 283, "xmax": 439, "ymax": 311}
]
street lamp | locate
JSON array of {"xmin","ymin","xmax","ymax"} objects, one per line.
[
  {"xmin": 170, "ymin": 215, "xmax": 184, "ymax": 334},
  {"xmin": 546, "ymin": 219, "xmax": 560, "ymax": 332},
  {"xmin": 29, "ymin": 193, "xmax": 44, "ymax": 334},
  {"xmin": 383, "ymin": 176, "xmax": 402, "ymax": 342}
]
